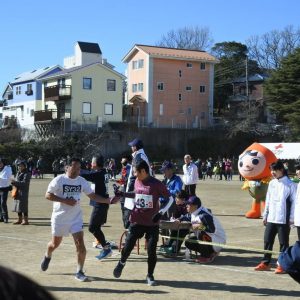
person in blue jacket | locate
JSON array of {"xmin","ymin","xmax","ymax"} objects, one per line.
[{"xmin": 278, "ymin": 241, "xmax": 300, "ymax": 284}]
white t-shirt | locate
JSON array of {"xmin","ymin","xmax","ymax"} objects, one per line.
[{"xmin": 47, "ymin": 174, "xmax": 93, "ymax": 224}]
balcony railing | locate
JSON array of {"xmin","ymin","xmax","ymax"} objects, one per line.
[
  {"xmin": 44, "ymin": 85, "xmax": 72, "ymax": 101},
  {"xmin": 34, "ymin": 109, "xmax": 71, "ymax": 122}
]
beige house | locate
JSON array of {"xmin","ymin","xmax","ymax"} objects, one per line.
[
  {"xmin": 122, "ymin": 45, "xmax": 219, "ymax": 128},
  {"xmin": 34, "ymin": 42, "xmax": 125, "ymax": 136}
]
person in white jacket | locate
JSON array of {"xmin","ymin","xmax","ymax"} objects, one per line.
[
  {"xmin": 182, "ymin": 154, "xmax": 198, "ymax": 196},
  {"xmin": 293, "ymin": 165, "xmax": 300, "ymax": 240},
  {"xmin": 0, "ymin": 158, "xmax": 13, "ymax": 223},
  {"xmin": 255, "ymin": 160, "xmax": 297, "ymax": 274}
]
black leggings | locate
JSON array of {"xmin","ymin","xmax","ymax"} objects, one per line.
[
  {"xmin": 262, "ymin": 222, "xmax": 290, "ymax": 264},
  {"xmin": 185, "ymin": 235, "xmax": 214, "ymax": 258},
  {"xmin": 88, "ymin": 205, "xmax": 109, "ymax": 247},
  {"xmin": 0, "ymin": 191, "xmax": 9, "ymax": 220},
  {"xmin": 120, "ymin": 224, "xmax": 159, "ymax": 276}
]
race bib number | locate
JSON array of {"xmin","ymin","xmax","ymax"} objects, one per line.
[{"xmin": 135, "ymin": 194, "xmax": 153, "ymax": 209}]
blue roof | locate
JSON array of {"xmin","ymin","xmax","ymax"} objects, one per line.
[{"xmin": 11, "ymin": 65, "xmax": 62, "ymax": 84}]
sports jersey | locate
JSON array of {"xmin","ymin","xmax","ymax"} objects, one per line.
[
  {"xmin": 47, "ymin": 174, "xmax": 93, "ymax": 224},
  {"xmin": 130, "ymin": 176, "xmax": 170, "ymax": 226}
]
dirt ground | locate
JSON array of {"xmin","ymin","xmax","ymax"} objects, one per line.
[{"xmin": 0, "ymin": 175, "xmax": 299, "ymax": 300}]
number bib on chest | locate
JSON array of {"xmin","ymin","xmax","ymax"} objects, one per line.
[{"xmin": 135, "ymin": 194, "xmax": 153, "ymax": 209}]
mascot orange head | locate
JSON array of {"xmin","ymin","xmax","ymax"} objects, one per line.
[{"xmin": 238, "ymin": 143, "xmax": 277, "ymax": 180}]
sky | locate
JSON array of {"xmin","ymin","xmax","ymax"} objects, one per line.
[{"xmin": 1, "ymin": 0, "xmax": 300, "ymax": 91}]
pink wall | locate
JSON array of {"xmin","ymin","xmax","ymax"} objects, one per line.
[{"xmin": 152, "ymin": 58, "xmax": 210, "ymax": 127}]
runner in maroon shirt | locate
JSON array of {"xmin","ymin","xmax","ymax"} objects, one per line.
[{"xmin": 113, "ymin": 159, "xmax": 173, "ymax": 286}]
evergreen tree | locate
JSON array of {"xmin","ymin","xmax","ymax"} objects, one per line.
[{"xmin": 265, "ymin": 48, "xmax": 300, "ymax": 139}]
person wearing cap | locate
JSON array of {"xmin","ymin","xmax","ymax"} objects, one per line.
[
  {"xmin": 182, "ymin": 154, "xmax": 198, "ymax": 196},
  {"xmin": 254, "ymin": 160, "xmax": 297, "ymax": 273},
  {"xmin": 123, "ymin": 138, "xmax": 151, "ymax": 227},
  {"xmin": 113, "ymin": 159, "xmax": 174, "ymax": 286},
  {"xmin": 177, "ymin": 195, "xmax": 226, "ymax": 263},
  {"xmin": 0, "ymin": 158, "xmax": 13, "ymax": 223},
  {"xmin": 11, "ymin": 161, "xmax": 32, "ymax": 225},
  {"xmin": 80, "ymin": 156, "xmax": 112, "ymax": 260},
  {"xmin": 278, "ymin": 241, "xmax": 300, "ymax": 284}
]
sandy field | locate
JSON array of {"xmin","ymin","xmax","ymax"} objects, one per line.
[{"xmin": 0, "ymin": 175, "xmax": 299, "ymax": 300}]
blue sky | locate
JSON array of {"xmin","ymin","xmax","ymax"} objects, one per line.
[{"xmin": 1, "ymin": 0, "xmax": 300, "ymax": 91}]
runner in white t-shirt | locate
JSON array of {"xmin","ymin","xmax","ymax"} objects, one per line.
[{"xmin": 40, "ymin": 158, "xmax": 119, "ymax": 282}]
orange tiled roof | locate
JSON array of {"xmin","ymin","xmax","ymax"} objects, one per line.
[{"xmin": 136, "ymin": 45, "xmax": 218, "ymax": 63}]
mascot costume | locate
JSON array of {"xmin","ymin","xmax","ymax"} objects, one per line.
[{"xmin": 238, "ymin": 143, "xmax": 277, "ymax": 219}]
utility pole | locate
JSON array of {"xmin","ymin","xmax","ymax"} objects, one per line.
[{"xmin": 245, "ymin": 56, "xmax": 250, "ymax": 114}]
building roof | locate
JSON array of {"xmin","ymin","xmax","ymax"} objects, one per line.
[
  {"xmin": 233, "ymin": 74, "xmax": 269, "ymax": 83},
  {"xmin": 123, "ymin": 44, "xmax": 219, "ymax": 63},
  {"xmin": 11, "ymin": 65, "xmax": 63, "ymax": 84},
  {"xmin": 77, "ymin": 41, "xmax": 102, "ymax": 54},
  {"xmin": 40, "ymin": 62, "xmax": 125, "ymax": 81}
]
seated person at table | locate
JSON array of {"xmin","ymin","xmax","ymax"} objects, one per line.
[
  {"xmin": 177, "ymin": 196, "xmax": 226, "ymax": 263},
  {"xmin": 160, "ymin": 190, "xmax": 189, "ymax": 255}
]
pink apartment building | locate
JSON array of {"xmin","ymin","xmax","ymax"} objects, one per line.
[{"xmin": 122, "ymin": 45, "xmax": 219, "ymax": 128}]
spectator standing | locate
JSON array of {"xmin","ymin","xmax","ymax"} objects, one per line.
[
  {"xmin": 11, "ymin": 161, "xmax": 31, "ymax": 225},
  {"xmin": 124, "ymin": 138, "xmax": 151, "ymax": 224},
  {"xmin": 0, "ymin": 158, "xmax": 13, "ymax": 223},
  {"xmin": 36, "ymin": 156, "xmax": 46, "ymax": 179},
  {"xmin": 117, "ymin": 157, "xmax": 131, "ymax": 229},
  {"xmin": 182, "ymin": 154, "xmax": 198, "ymax": 196},
  {"xmin": 254, "ymin": 160, "xmax": 297, "ymax": 273}
]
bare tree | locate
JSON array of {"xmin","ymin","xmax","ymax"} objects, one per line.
[
  {"xmin": 156, "ymin": 26, "xmax": 213, "ymax": 51},
  {"xmin": 247, "ymin": 25, "xmax": 300, "ymax": 70}
]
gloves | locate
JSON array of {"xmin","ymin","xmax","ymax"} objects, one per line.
[{"xmin": 152, "ymin": 212, "xmax": 163, "ymax": 223}]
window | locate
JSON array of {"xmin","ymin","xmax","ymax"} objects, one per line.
[
  {"xmin": 157, "ymin": 82, "xmax": 164, "ymax": 91},
  {"xmin": 200, "ymin": 63, "xmax": 206, "ymax": 70},
  {"xmin": 159, "ymin": 104, "xmax": 163, "ymax": 116},
  {"xmin": 82, "ymin": 102, "xmax": 91, "ymax": 114},
  {"xmin": 16, "ymin": 86, "xmax": 21, "ymax": 95},
  {"xmin": 138, "ymin": 59, "xmax": 144, "ymax": 68},
  {"xmin": 179, "ymin": 70, "xmax": 182, "ymax": 77},
  {"xmin": 138, "ymin": 83, "xmax": 143, "ymax": 92},
  {"xmin": 187, "ymin": 107, "xmax": 192, "ymax": 115},
  {"xmin": 132, "ymin": 59, "xmax": 144, "ymax": 69},
  {"xmin": 187, "ymin": 63, "xmax": 192, "ymax": 68},
  {"xmin": 178, "ymin": 93, "xmax": 182, "ymax": 101},
  {"xmin": 132, "ymin": 84, "xmax": 138, "ymax": 92},
  {"xmin": 83, "ymin": 78, "xmax": 92, "ymax": 89},
  {"xmin": 30, "ymin": 109, "xmax": 34, "ymax": 117},
  {"xmin": 186, "ymin": 86, "xmax": 192, "ymax": 91},
  {"xmin": 104, "ymin": 103, "xmax": 113, "ymax": 115},
  {"xmin": 58, "ymin": 78, "xmax": 65, "ymax": 87},
  {"xmin": 200, "ymin": 85, "xmax": 206, "ymax": 93},
  {"xmin": 107, "ymin": 79, "xmax": 116, "ymax": 91},
  {"xmin": 26, "ymin": 84, "xmax": 33, "ymax": 95}
]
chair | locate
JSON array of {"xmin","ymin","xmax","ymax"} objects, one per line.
[{"xmin": 119, "ymin": 229, "xmax": 147, "ymax": 255}]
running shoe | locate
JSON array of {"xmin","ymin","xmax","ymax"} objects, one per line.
[
  {"xmin": 92, "ymin": 241, "xmax": 103, "ymax": 249},
  {"xmin": 95, "ymin": 248, "xmax": 112, "ymax": 260},
  {"xmin": 113, "ymin": 261, "xmax": 125, "ymax": 278},
  {"xmin": 274, "ymin": 265, "xmax": 285, "ymax": 274},
  {"xmin": 254, "ymin": 262, "xmax": 271, "ymax": 271},
  {"xmin": 41, "ymin": 256, "xmax": 51, "ymax": 271},
  {"xmin": 146, "ymin": 274, "xmax": 156, "ymax": 286},
  {"xmin": 75, "ymin": 270, "xmax": 88, "ymax": 282},
  {"xmin": 195, "ymin": 256, "xmax": 213, "ymax": 263}
]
